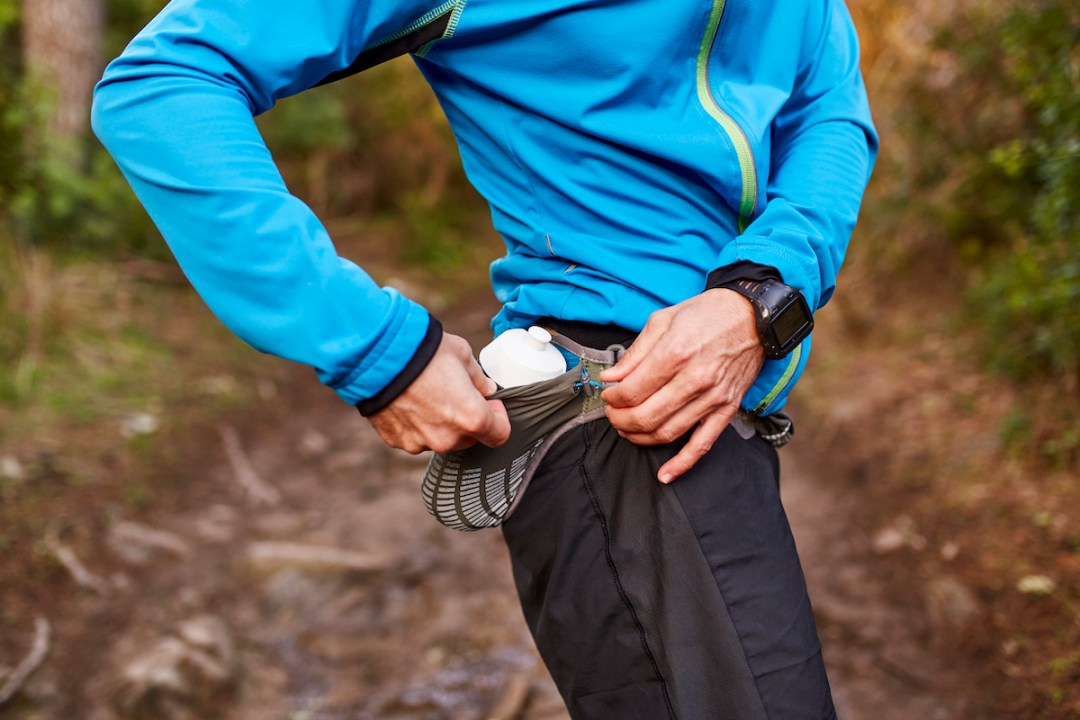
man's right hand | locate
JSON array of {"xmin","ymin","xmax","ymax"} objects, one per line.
[{"xmin": 368, "ymin": 333, "xmax": 511, "ymax": 454}]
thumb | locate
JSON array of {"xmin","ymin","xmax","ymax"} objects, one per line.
[
  {"xmin": 465, "ymin": 352, "xmax": 499, "ymax": 397},
  {"xmin": 479, "ymin": 398, "xmax": 511, "ymax": 448}
]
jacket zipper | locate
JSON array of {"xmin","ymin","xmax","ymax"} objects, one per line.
[
  {"xmin": 698, "ymin": 1, "xmax": 796, "ymax": 415},
  {"xmin": 695, "ymin": 0, "xmax": 758, "ymax": 233},
  {"xmin": 753, "ymin": 343, "xmax": 802, "ymax": 415}
]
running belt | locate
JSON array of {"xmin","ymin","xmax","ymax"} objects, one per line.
[
  {"xmin": 420, "ymin": 328, "xmax": 795, "ymax": 531},
  {"xmin": 421, "ymin": 331, "xmax": 619, "ymax": 531}
]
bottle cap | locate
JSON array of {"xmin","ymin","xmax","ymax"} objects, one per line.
[{"xmin": 478, "ymin": 326, "xmax": 566, "ymax": 388}]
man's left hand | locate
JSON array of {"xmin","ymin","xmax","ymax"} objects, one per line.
[{"xmin": 599, "ymin": 289, "xmax": 764, "ymax": 484}]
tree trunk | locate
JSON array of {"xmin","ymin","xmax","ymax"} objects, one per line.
[{"xmin": 21, "ymin": 0, "xmax": 105, "ymax": 138}]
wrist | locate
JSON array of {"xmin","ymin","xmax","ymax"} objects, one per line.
[
  {"xmin": 705, "ymin": 285, "xmax": 758, "ymax": 325},
  {"xmin": 702, "ymin": 288, "xmax": 766, "ymax": 352},
  {"xmin": 355, "ymin": 315, "xmax": 443, "ymax": 417},
  {"xmin": 715, "ymin": 278, "xmax": 814, "ymax": 359}
]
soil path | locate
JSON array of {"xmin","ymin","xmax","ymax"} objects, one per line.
[
  {"xmin": 782, "ymin": 453, "xmax": 965, "ymax": 720},
  {"xmin": 3, "ymin": 306, "xmax": 964, "ymax": 720}
]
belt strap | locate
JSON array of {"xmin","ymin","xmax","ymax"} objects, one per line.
[
  {"xmin": 544, "ymin": 329, "xmax": 626, "ymax": 365},
  {"xmin": 543, "ymin": 327, "xmax": 794, "ymax": 448}
]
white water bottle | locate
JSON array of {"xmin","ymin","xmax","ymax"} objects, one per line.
[{"xmin": 478, "ymin": 326, "xmax": 567, "ymax": 388}]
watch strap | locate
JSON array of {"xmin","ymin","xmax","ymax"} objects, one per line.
[{"xmin": 704, "ymin": 260, "xmax": 781, "ymax": 291}]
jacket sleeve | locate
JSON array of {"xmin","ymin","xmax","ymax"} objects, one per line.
[
  {"xmin": 713, "ymin": 0, "xmax": 879, "ymax": 414},
  {"xmin": 92, "ymin": 0, "xmax": 445, "ymax": 406}
]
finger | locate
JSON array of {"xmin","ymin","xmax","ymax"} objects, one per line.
[
  {"xmin": 437, "ymin": 397, "xmax": 504, "ymax": 452},
  {"xmin": 611, "ymin": 364, "xmax": 742, "ymax": 445},
  {"xmin": 464, "ymin": 352, "xmax": 499, "ymax": 396},
  {"xmin": 605, "ymin": 367, "xmax": 709, "ymax": 434},
  {"xmin": 445, "ymin": 395, "xmax": 511, "ymax": 451},
  {"xmin": 448, "ymin": 436, "xmax": 479, "ymax": 452},
  {"xmin": 599, "ymin": 311, "xmax": 671, "ymax": 383},
  {"xmin": 381, "ymin": 424, "xmax": 430, "ymax": 455},
  {"xmin": 448, "ymin": 401, "xmax": 509, "ymax": 451},
  {"xmin": 657, "ymin": 410, "xmax": 734, "ymax": 484},
  {"xmin": 598, "ymin": 344, "xmax": 642, "ymax": 383},
  {"xmin": 443, "ymin": 333, "xmax": 496, "ymax": 396},
  {"xmin": 612, "ymin": 387, "xmax": 724, "ymax": 446},
  {"xmin": 476, "ymin": 398, "xmax": 511, "ymax": 448},
  {"xmin": 601, "ymin": 334, "xmax": 683, "ymax": 409}
]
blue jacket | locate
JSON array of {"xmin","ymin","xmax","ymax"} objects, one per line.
[{"xmin": 92, "ymin": 0, "xmax": 877, "ymax": 414}]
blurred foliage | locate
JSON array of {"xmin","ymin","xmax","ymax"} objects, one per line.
[
  {"xmin": 0, "ymin": 0, "xmax": 486, "ymax": 409},
  {"xmin": 975, "ymin": 3, "xmax": 1079, "ymax": 382},
  {"xmin": 0, "ymin": 0, "xmax": 17, "ymax": 30},
  {"xmin": 0, "ymin": 0, "xmax": 25, "ymax": 209},
  {"xmin": 102, "ymin": 0, "xmax": 170, "ymax": 56},
  {"xmin": 906, "ymin": 0, "xmax": 1079, "ymax": 383},
  {"xmin": 0, "ymin": 0, "xmax": 163, "ymax": 259},
  {"xmin": 0, "ymin": 0, "xmax": 481, "ymax": 262}
]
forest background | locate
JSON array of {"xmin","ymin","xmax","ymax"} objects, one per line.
[{"xmin": 0, "ymin": 0, "xmax": 1077, "ymax": 717}]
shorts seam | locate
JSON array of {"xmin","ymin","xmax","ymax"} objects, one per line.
[
  {"xmin": 579, "ymin": 424, "xmax": 678, "ymax": 720},
  {"xmin": 673, "ymin": 447, "xmax": 772, "ymax": 718}
]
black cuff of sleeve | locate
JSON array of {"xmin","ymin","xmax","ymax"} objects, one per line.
[
  {"xmin": 705, "ymin": 260, "xmax": 782, "ymax": 291},
  {"xmin": 355, "ymin": 315, "xmax": 443, "ymax": 417}
]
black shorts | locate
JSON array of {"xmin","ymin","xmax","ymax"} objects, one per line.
[{"xmin": 500, "ymin": 325, "xmax": 835, "ymax": 720}]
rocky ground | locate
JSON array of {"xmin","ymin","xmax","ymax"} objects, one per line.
[{"xmin": 0, "ymin": 305, "xmax": 972, "ymax": 720}]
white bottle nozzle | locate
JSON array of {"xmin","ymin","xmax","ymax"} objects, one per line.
[{"xmin": 526, "ymin": 326, "xmax": 553, "ymax": 351}]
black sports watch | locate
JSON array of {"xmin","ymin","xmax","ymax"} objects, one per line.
[{"xmin": 718, "ymin": 278, "xmax": 814, "ymax": 359}]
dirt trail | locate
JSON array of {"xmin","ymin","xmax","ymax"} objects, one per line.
[
  {"xmin": 782, "ymin": 453, "xmax": 965, "ymax": 720},
  {"xmin": 1, "ymin": 307, "xmax": 966, "ymax": 720}
]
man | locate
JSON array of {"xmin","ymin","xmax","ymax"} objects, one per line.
[{"xmin": 93, "ymin": 0, "xmax": 876, "ymax": 717}]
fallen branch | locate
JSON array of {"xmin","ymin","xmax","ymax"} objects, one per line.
[
  {"xmin": 486, "ymin": 673, "xmax": 531, "ymax": 720},
  {"xmin": 120, "ymin": 258, "xmax": 188, "ymax": 286},
  {"xmin": 217, "ymin": 425, "xmax": 281, "ymax": 506},
  {"xmin": 873, "ymin": 652, "xmax": 936, "ymax": 690},
  {"xmin": 53, "ymin": 545, "xmax": 110, "ymax": 596},
  {"xmin": 110, "ymin": 521, "xmax": 192, "ymax": 560},
  {"xmin": 0, "ymin": 618, "xmax": 52, "ymax": 706},
  {"xmin": 247, "ymin": 542, "xmax": 389, "ymax": 573}
]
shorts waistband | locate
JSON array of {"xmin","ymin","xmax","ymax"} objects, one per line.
[{"xmin": 539, "ymin": 318, "xmax": 638, "ymax": 351}]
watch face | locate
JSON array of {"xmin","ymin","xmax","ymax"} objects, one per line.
[{"xmin": 772, "ymin": 301, "xmax": 812, "ymax": 345}]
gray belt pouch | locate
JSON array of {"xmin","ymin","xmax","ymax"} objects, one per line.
[
  {"xmin": 420, "ymin": 332, "xmax": 794, "ymax": 532},
  {"xmin": 421, "ymin": 333, "xmax": 617, "ymax": 531}
]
